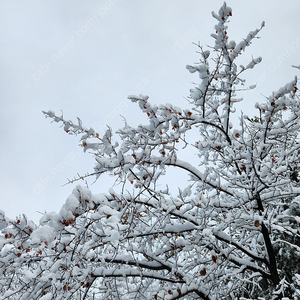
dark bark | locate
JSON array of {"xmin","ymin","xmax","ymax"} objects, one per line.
[{"xmin": 256, "ymin": 193, "xmax": 281, "ymax": 297}]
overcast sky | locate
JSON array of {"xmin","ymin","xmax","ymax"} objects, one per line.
[{"xmin": 1, "ymin": 0, "xmax": 300, "ymax": 223}]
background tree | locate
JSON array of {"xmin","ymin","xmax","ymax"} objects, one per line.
[{"xmin": 1, "ymin": 2, "xmax": 300, "ymax": 299}]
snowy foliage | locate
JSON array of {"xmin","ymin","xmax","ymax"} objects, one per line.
[{"xmin": 1, "ymin": 3, "xmax": 300, "ymax": 299}]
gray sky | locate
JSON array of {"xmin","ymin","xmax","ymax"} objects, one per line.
[{"xmin": 1, "ymin": 0, "xmax": 300, "ymax": 223}]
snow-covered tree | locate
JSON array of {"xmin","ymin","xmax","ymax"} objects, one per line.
[{"xmin": 1, "ymin": 3, "xmax": 300, "ymax": 299}]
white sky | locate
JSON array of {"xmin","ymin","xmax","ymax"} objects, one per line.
[{"xmin": 1, "ymin": 0, "xmax": 300, "ymax": 223}]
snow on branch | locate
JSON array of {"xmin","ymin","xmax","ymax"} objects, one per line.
[{"xmin": 2, "ymin": 2, "xmax": 300, "ymax": 299}]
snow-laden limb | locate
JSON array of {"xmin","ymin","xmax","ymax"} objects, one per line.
[
  {"xmin": 0, "ymin": 186, "xmax": 216, "ymax": 299},
  {"xmin": 2, "ymin": 2, "xmax": 300, "ymax": 300}
]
